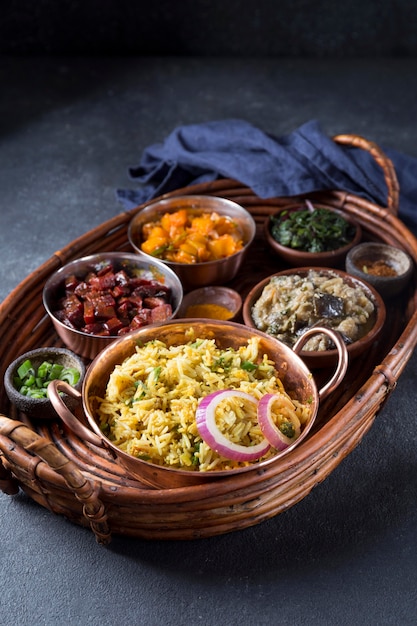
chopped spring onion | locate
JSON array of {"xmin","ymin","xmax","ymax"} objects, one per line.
[{"xmin": 13, "ymin": 358, "xmax": 81, "ymax": 399}]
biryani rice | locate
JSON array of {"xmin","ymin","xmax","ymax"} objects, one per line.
[{"xmin": 95, "ymin": 336, "xmax": 311, "ymax": 472}]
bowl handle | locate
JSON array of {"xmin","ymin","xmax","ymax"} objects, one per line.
[
  {"xmin": 48, "ymin": 380, "xmax": 104, "ymax": 448},
  {"xmin": 292, "ymin": 327, "xmax": 348, "ymax": 401}
]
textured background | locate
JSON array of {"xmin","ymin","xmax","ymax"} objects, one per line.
[{"xmin": 1, "ymin": 0, "xmax": 416, "ymax": 57}]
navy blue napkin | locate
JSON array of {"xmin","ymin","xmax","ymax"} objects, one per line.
[{"xmin": 116, "ymin": 119, "xmax": 417, "ymax": 229}]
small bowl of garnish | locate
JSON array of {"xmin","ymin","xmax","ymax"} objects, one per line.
[
  {"xmin": 264, "ymin": 201, "xmax": 362, "ymax": 267},
  {"xmin": 177, "ymin": 286, "xmax": 242, "ymax": 321},
  {"xmin": 128, "ymin": 195, "xmax": 256, "ymax": 291},
  {"xmin": 4, "ymin": 347, "xmax": 85, "ymax": 420},
  {"xmin": 345, "ymin": 242, "xmax": 414, "ymax": 299}
]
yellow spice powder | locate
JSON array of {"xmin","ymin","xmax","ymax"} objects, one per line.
[{"xmin": 185, "ymin": 303, "xmax": 234, "ymax": 320}]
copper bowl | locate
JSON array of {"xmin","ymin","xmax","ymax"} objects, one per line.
[
  {"xmin": 43, "ymin": 252, "xmax": 183, "ymax": 360},
  {"xmin": 242, "ymin": 267, "xmax": 386, "ymax": 369},
  {"xmin": 48, "ymin": 320, "xmax": 348, "ymax": 489},
  {"xmin": 128, "ymin": 195, "xmax": 256, "ymax": 291},
  {"xmin": 264, "ymin": 203, "xmax": 362, "ymax": 268}
]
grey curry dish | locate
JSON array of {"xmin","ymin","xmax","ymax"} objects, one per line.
[{"xmin": 243, "ymin": 268, "xmax": 386, "ymax": 366}]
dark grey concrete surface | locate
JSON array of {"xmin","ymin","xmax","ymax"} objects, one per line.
[
  {"xmin": 1, "ymin": 56, "xmax": 417, "ymax": 626},
  {"xmin": 1, "ymin": 0, "xmax": 417, "ymax": 57}
]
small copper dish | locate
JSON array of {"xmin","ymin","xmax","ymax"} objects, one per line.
[
  {"xmin": 48, "ymin": 320, "xmax": 347, "ymax": 489},
  {"xmin": 177, "ymin": 286, "xmax": 242, "ymax": 321}
]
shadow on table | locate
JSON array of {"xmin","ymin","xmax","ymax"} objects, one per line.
[{"xmin": 107, "ymin": 453, "xmax": 417, "ymax": 580}]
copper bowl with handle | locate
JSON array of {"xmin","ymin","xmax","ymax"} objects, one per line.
[
  {"xmin": 48, "ymin": 320, "xmax": 348, "ymax": 489},
  {"xmin": 128, "ymin": 195, "xmax": 256, "ymax": 291},
  {"xmin": 242, "ymin": 267, "xmax": 386, "ymax": 369}
]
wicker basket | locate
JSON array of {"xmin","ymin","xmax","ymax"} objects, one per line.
[{"xmin": 1, "ymin": 134, "xmax": 417, "ymax": 545}]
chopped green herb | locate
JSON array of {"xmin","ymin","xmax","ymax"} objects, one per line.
[
  {"xmin": 100, "ymin": 423, "xmax": 110, "ymax": 436},
  {"xmin": 192, "ymin": 442, "xmax": 201, "ymax": 466},
  {"xmin": 241, "ymin": 360, "xmax": 258, "ymax": 372},
  {"xmin": 270, "ymin": 206, "xmax": 355, "ymax": 253},
  {"xmin": 211, "ymin": 355, "xmax": 233, "ymax": 371},
  {"xmin": 134, "ymin": 380, "xmax": 147, "ymax": 399},
  {"xmin": 280, "ymin": 420, "xmax": 296, "ymax": 438},
  {"xmin": 190, "ymin": 339, "xmax": 204, "ymax": 348},
  {"xmin": 150, "ymin": 244, "xmax": 169, "ymax": 258}
]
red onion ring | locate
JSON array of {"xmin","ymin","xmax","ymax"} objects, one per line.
[
  {"xmin": 257, "ymin": 393, "xmax": 301, "ymax": 451},
  {"xmin": 196, "ymin": 390, "xmax": 270, "ymax": 462}
]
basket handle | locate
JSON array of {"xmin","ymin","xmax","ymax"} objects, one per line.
[
  {"xmin": 0, "ymin": 415, "xmax": 112, "ymax": 545},
  {"xmin": 332, "ymin": 134, "xmax": 400, "ymax": 215},
  {"xmin": 0, "ymin": 447, "xmax": 19, "ymax": 495}
]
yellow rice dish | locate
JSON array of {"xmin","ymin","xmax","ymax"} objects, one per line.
[{"xmin": 94, "ymin": 335, "xmax": 311, "ymax": 472}]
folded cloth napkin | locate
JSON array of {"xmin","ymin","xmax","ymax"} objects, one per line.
[{"xmin": 116, "ymin": 119, "xmax": 417, "ymax": 229}]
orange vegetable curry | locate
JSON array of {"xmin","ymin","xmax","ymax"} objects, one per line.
[{"xmin": 140, "ymin": 209, "xmax": 244, "ymax": 263}]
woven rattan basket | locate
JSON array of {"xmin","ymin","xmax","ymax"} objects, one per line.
[{"xmin": 1, "ymin": 134, "xmax": 417, "ymax": 545}]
